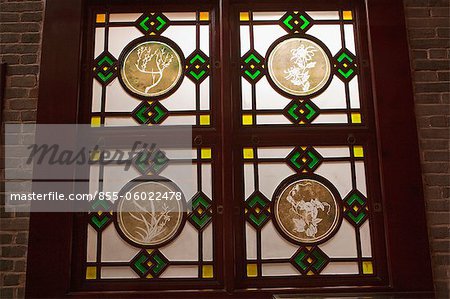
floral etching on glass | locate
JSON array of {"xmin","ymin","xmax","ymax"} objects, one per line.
[
  {"xmin": 267, "ymin": 37, "xmax": 331, "ymax": 96},
  {"xmin": 135, "ymin": 46, "xmax": 175, "ymax": 94},
  {"xmin": 116, "ymin": 180, "xmax": 185, "ymax": 247},
  {"xmin": 284, "ymin": 45, "xmax": 318, "ymax": 92},
  {"xmin": 287, "ymin": 181, "xmax": 331, "ymax": 238},
  {"xmin": 274, "ymin": 178, "xmax": 340, "ymax": 244},
  {"xmin": 120, "ymin": 40, "xmax": 183, "ymax": 98},
  {"xmin": 127, "ymin": 200, "xmax": 173, "ymax": 243}
]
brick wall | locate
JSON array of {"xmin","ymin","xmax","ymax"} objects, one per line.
[
  {"xmin": 404, "ymin": 0, "xmax": 450, "ymax": 297},
  {"xmin": 0, "ymin": 0, "xmax": 43, "ymax": 298},
  {"xmin": 0, "ymin": 0, "xmax": 448, "ymax": 298}
]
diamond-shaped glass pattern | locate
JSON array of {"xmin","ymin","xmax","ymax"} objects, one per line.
[
  {"xmin": 245, "ymin": 191, "xmax": 270, "ymax": 228},
  {"xmin": 136, "ymin": 13, "xmax": 170, "ymax": 35},
  {"xmin": 286, "ymin": 146, "xmax": 323, "ymax": 173}
]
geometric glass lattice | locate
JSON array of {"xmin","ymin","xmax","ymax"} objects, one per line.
[
  {"xmin": 186, "ymin": 50, "xmax": 210, "ymax": 83},
  {"xmin": 279, "ymin": 11, "xmax": 313, "ymax": 34},
  {"xmin": 93, "ymin": 52, "xmax": 118, "ymax": 85},
  {"xmin": 90, "ymin": 10, "xmax": 212, "ymax": 127},
  {"xmin": 245, "ymin": 191, "xmax": 270, "ymax": 229},
  {"xmin": 283, "ymin": 99, "xmax": 320, "ymax": 124},
  {"xmin": 135, "ymin": 13, "xmax": 170, "ymax": 35},
  {"xmin": 88, "ymin": 211, "xmax": 113, "ymax": 231},
  {"xmin": 132, "ymin": 101, "xmax": 169, "ymax": 125},
  {"xmin": 130, "ymin": 249, "xmax": 169, "ymax": 278},
  {"xmin": 88, "ymin": 197, "xmax": 113, "ymax": 231},
  {"xmin": 286, "ymin": 146, "xmax": 323, "ymax": 173},
  {"xmin": 188, "ymin": 192, "xmax": 213, "ymax": 231},
  {"xmin": 239, "ymin": 10, "xmax": 365, "ymax": 126},
  {"xmin": 334, "ymin": 49, "xmax": 357, "ymax": 82},
  {"xmin": 241, "ymin": 50, "xmax": 265, "ymax": 84},
  {"xmin": 131, "ymin": 148, "xmax": 170, "ymax": 175},
  {"xmin": 243, "ymin": 145, "xmax": 376, "ymax": 278},
  {"xmin": 343, "ymin": 190, "xmax": 368, "ymax": 226},
  {"xmin": 290, "ymin": 246, "xmax": 329, "ymax": 275}
]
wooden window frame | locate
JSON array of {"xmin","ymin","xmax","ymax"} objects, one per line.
[{"xmin": 25, "ymin": 0, "xmax": 434, "ymax": 298}]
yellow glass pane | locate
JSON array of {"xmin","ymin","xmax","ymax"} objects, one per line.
[
  {"xmin": 199, "ymin": 12, "xmax": 210, "ymax": 21},
  {"xmin": 202, "ymin": 265, "xmax": 213, "ymax": 278},
  {"xmin": 91, "ymin": 116, "xmax": 101, "ymax": 127},
  {"xmin": 247, "ymin": 263, "xmax": 257, "ymax": 277},
  {"xmin": 242, "ymin": 114, "xmax": 253, "ymax": 125},
  {"xmin": 243, "ymin": 148, "xmax": 254, "ymax": 159},
  {"xmin": 240, "ymin": 12, "xmax": 250, "ymax": 21},
  {"xmin": 362, "ymin": 261, "xmax": 374, "ymax": 274},
  {"xmin": 351, "ymin": 113, "xmax": 362, "ymax": 124},
  {"xmin": 343, "ymin": 11, "xmax": 353, "ymax": 20},
  {"xmin": 146, "ymin": 273, "xmax": 153, "ymax": 279},
  {"xmin": 96, "ymin": 14, "xmax": 106, "ymax": 23},
  {"xmin": 353, "ymin": 146, "xmax": 364, "ymax": 158},
  {"xmin": 200, "ymin": 115, "xmax": 210, "ymax": 125},
  {"xmin": 201, "ymin": 148, "xmax": 212, "ymax": 159},
  {"xmin": 86, "ymin": 266, "xmax": 96, "ymax": 279},
  {"xmin": 90, "ymin": 150, "xmax": 100, "ymax": 161}
]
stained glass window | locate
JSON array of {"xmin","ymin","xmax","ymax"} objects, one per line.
[
  {"xmin": 236, "ymin": 6, "xmax": 382, "ymax": 285},
  {"xmin": 86, "ymin": 147, "xmax": 214, "ymax": 279},
  {"xmin": 80, "ymin": 3, "xmax": 384, "ymax": 289},
  {"xmin": 84, "ymin": 8, "xmax": 218, "ymax": 283},
  {"xmin": 242, "ymin": 145, "xmax": 374, "ymax": 277},
  {"xmin": 239, "ymin": 10, "xmax": 362, "ymax": 126},
  {"xmin": 90, "ymin": 11, "xmax": 213, "ymax": 127}
]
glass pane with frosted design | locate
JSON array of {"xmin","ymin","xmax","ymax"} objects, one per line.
[
  {"xmin": 239, "ymin": 10, "xmax": 364, "ymax": 126},
  {"xmin": 242, "ymin": 145, "xmax": 375, "ymax": 277},
  {"xmin": 91, "ymin": 11, "xmax": 212, "ymax": 127}
]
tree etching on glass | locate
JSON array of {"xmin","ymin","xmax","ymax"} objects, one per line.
[
  {"xmin": 287, "ymin": 181, "xmax": 331, "ymax": 238},
  {"xmin": 135, "ymin": 46, "xmax": 174, "ymax": 94},
  {"xmin": 284, "ymin": 45, "xmax": 317, "ymax": 92},
  {"xmin": 128, "ymin": 200, "xmax": 172, "ymax": 243}
]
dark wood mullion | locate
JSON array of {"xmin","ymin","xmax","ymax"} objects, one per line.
[
  {"xmin": 248, "ymin": 11, "xmax": 257, "ymax": 125},
  {"xmin": 254, "ymin": 108, "xmax": 362, "ymax": 114},
  {"xmin": 196, "ymin": 147, "xmax": 204, "ymax": 278},
  {"xmin": 98, "ymin": 20, "xmax": 210, "ymax": 27},
  {"xmin": 95, "ymin": 161, "xmax": 105, "ymax": 279},
  {"xmin": 240, "ymin": 19, "xmax": 355, "ymax": 26},
  {"xmin": 219, "ymin": 0, "xmax": 236, "ymax": 293},
  {"xmin": 252, "ymin": 146, "xmax": 262, "ymax": 277},
  {"xmin": 90, "ymin": 110, "xmax": 216, "ymax": 116},
  {"xmin": 339, "ymin": 10, "xmax": 353, "ymax": 125},
  {"xmin": 99, "ymin": 12, "xmax": 110, "ymax": 125}
]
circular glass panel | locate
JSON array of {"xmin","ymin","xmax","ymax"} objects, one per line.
[
  {"xmin": 267, "ymin": 37, "xmax": 331, "ymax": 96},
  {"xmin": 115, "ymin": 178, "xmax": 185, "ymax": 247},
  {"xmin": 273, "ymin": 177, "xmax": 341, "ymax": 244},
  {"xmin": 120, "ymin": 40, "xmax": 183, "ymax": 98}
]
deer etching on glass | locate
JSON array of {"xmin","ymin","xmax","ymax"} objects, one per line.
[
  {"xmin": 286, "ymin": 181, "xmax": 331, "ymax": 238},
  {"xmin": 128, "ymin": 199, "xmax": 172, "ymax": 243},
  {"xmin": 284, "ymin": 45, "xmax": 318, "ymax": 92},
  {"xmin": 135, "ymin": 46, "xmax": 174, "ymax": 94}
]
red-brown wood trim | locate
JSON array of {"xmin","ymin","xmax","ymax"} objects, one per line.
[
  {"xmin": 365, "ymin": 0, "xmax": 434, "ymax": 292},
  {"xmin": 25, "ymin": 0, "xmax": 85, "ymax": 298}
]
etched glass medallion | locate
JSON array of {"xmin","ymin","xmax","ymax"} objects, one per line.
[
  {"xmin": 273, "ymin": 177, "xmax": 341, "ymax": 244},
  {"xmin": 267, "ymin": 37, "xmax": 331, "ymax": 96},
  {"xmin": 120, "ymin": 40, "xmax": 183, "ymax": 98},
  {"xmin": 115, "ymin": 179, "xmax": 185, "ymax": 247}
]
